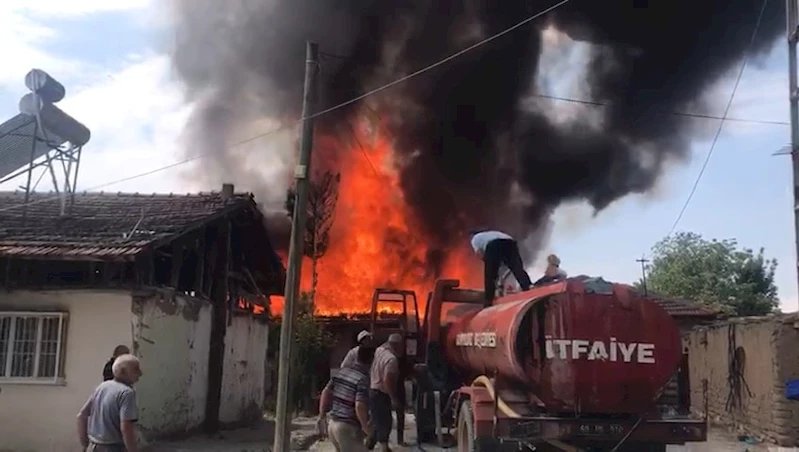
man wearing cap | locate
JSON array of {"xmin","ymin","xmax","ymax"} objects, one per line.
[
  {"xmin": 341, "ymin": 330, "xmax": 373, "ymax": 369},
  {"xmin": 370, "ymin": 333, "xmax": 404, "ymax": 452},
  {"xmin": 470, "ymin": 229, "xmax": 533, "ymax": 305}
]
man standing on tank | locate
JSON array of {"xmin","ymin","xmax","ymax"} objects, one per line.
[{"xmin": 470, "ymin": 229, "xmax": 532, "ymax": 304}]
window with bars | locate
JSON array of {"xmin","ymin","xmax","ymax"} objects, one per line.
[{"xmin": 0, "ymin": 312, "xmax": 68, "ymax": 384}]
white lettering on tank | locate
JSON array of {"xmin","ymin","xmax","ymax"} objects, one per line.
[
  {"xmin": 554, "ymin": 339, "xmax": 569, "ymax": 359},
  {"xmin": 617, "ymin": 342, "xmax": 636, "ymax": 363},
  {"xmin": 455, "ymin": 332, "xmax": 497, "ymax": 348},
  {"xmin": 571, "ymin": 339, "xmax": 589, "ymax": 359},
  {"xmin": 543, "ymin": 336, "xmax": 656, "ymax": 364},
  {"xmin": 609, "ymin": 337, "xmax": 618, "ymax": 362},
  {"xmin": 638, "ymin": 343, "xmax": 655, "ymax": 364},
  {"xmin": 587, "ymin": 340, "xmax": 608, "ymax": 361}
]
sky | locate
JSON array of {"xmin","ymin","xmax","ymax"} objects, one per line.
[{"xmin": 0, "ymin": 2, "xmax": 795, "ymax": 311}]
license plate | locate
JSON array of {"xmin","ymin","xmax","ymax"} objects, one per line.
[
  {"xmin": 576, "ymin": 423, "xmax": 625, "ymax": 436},
  {"xmin": 507, "ymin": 420, "xmax": 541, "ymax": 438}
]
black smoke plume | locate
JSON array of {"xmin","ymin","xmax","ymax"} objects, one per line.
[{"xmin": 169, "ymin": 0, "xmax": 784, "ymax": 263}]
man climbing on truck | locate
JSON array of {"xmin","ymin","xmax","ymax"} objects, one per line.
[{"xmin": 469, "ymin": 229, "xmax": 532, "ymax": 304}]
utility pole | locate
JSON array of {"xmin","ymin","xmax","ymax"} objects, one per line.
[
  {"xmin": 787, "ymin": 0, "xmax": 799, "ymax": 298},
  {"xmin": 636, "ymin": 256, "xmax": 649, "ymax": 296},
  {"xmin": 272, "ymin": 41, "xmax": 319, "ymax": 452}
]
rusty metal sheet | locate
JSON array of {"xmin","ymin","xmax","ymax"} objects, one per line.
[
  {"xmin": 442, "ymin": 279, "xmax": 682, "ymax": 414},
  {"xmin": 0, "ymin": 243, "xmax": 142, "ymax": 260}
]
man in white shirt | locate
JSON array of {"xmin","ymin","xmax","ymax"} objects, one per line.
[
  {"xmin": 370, "ymin": 333, "xmax": 404, "ymax": 452},
  {"xmin": 470, "ymin": 229, "xmax": 532, "ymax": 304}
]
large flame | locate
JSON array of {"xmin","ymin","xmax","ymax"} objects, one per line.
[{"xmin": 270, "ymin": 114, "xmax": 482, "ymax": 317}]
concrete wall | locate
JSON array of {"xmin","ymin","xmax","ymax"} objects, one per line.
[
  {"xmin": 687, "ymin": 314, "xmax": 799, "ymax": 446},
  {"xmin": 132, "ymin": 290, "xmax": 212, "ymax": 440},
  {"xmin": 0, "ymin": 290, "xmax": 132, "ymax": 452},
  {"xmin": 219, "ymin": 313, "xmax": 268, "ymax": 425},
  {"xmin": 0, "ymin": 288, "xmax": 269, "ymax": 451}
]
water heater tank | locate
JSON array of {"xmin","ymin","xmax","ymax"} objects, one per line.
[
  {"xmin": 25, "ymin": 69, "xmax": 66, "ymax": 104},
  {"xmin": 19, "ymin": 93, "xmax": 91, "ymax": 146}
]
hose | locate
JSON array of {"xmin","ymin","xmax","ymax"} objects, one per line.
[
  {"xmin": 472, "ymin": 375, "xmax": 647, "ymax": 451},
  {"xmin": 471, "ymin": 375, "xmax": 522, "ymax": 418}
]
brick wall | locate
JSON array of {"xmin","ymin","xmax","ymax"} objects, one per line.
[{"xmin": 686, "ymin": 314, "xmax": 799, "ymax": 446}]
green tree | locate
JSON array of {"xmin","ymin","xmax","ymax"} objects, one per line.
[
  {"xmin": 266, "ymin": 292, "xmax": 331, "ymax": 414},
  {"xmin": 643, "ymin": 232, "xmax": 779, "ymax": 317}
]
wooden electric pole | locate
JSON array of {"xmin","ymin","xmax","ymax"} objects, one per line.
[
  {"xmin": 787, "ymin": 0, "xmax": 799, "ymax": 299},
  {"xmin": 272, "ymin": 41, "xmax": 319, "ymax": 452},
  {"xmin": 637, "ymin": 256, "xmax": 650, "ymax": 296}
]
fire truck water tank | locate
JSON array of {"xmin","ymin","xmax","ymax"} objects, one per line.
[{"xmin": 442, "ymin": 282, "xmax": 682, "ymax": 414}]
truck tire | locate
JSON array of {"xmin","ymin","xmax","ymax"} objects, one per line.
[{"xmin": 457, "ymin": 400, "xmax": 512, "ymax": 452}]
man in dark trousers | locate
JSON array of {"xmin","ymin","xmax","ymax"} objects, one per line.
[
  {"xmin": 470, "ymin": 229, "xmax": 532, "ymax": 304},
  {"xmin": 370, "ymin": 334, "xmax": 404, "ymax": 452}
]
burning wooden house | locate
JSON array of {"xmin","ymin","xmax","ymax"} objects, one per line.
[{"xmin": 0, "ymin": 184, "xmax": 285, "ymax": 451}]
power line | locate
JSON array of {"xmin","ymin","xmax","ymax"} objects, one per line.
[
  {"xmin": 242, "ymin": 0, "xmax": 574, "ymax": 145},
  {"xmin": 664, "ymin": 0, "xmax": 771, "ymax": 238},
  {"xmin": 533, "ymin": 93, "xmax": 789, "ymax": 126},
  {"xmin": 1, "ymin": 0, "xmax": 781, "ymax": 220},
  {"xmin": 0, "ymin": 156, "xmax": 201, "ymax": 213},
  {"xmin": 0, "ymin": 0, "xmax": 573, "ymax": 214}
]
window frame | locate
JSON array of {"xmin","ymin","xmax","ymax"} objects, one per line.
[{"xmin": 0, "ymin": 311, "xmax": 68, "ymax": 385}]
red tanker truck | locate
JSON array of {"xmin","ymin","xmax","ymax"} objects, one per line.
[{"xmin": 369, "ymin": 277, "xmax": 708, "ymax": 452}]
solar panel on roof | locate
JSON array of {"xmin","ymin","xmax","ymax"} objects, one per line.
[{"xmin": 0, "ymin": 95, "xmax": 91, "ymax": 181}]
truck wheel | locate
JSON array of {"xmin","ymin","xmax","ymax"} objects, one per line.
[{"xmin": 457, "ymin": 400, "xmax": 511, "ymax": 452}]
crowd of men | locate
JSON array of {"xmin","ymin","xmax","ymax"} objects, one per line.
[{"xmin": 319, "ymin": 331, "xmax": 405, "ymax": 452}]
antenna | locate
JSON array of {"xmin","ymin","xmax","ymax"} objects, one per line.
[{"xmin": 636, "ymin": 255, "xmax": 650, "ymax": 296}]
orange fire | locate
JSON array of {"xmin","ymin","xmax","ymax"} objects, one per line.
[
  {"xmin": 237, "ymin": 297, "xmax": 267, "ymax": 315},
  {"xmin": 270, "ymin": 115, "xmax": 481, "ymax": 317}
]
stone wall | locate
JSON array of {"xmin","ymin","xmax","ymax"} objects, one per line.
[{"xmin": 687, "ymin": 314, "xmax": 799, "ymax": 446}]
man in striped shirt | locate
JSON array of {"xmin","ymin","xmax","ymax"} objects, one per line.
[
  {"xmin": 370, "ymin": 333, "xmax": 404, "ymax": 452},
  {"xmin": 319, "ymin": 345, "xmax": 375, "ymax": 452}
]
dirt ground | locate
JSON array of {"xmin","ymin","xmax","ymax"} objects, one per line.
[
  {"xmin": 145, "ymin": 413, "xmax": 794, "ymax": 452},
  {"xmin": 145, "ymin": 416, "xmax": 321, "ymax": 452},
  {"xmin": 308, "ymin": 414, "xmax": 787, "ymax": 452}
]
